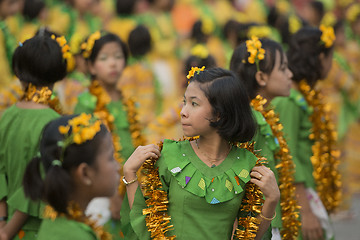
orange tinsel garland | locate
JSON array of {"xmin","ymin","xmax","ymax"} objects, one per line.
[
  {"xmin": 251, "ymin": 95, "xmax": 301, "ymax": 239},
  {"xmin": 21, "ymin": 83, "xmax": 62, "ymax": 114},
  {"xmin": 141, "ymin": 138, "xmax": 264, "ymax": 239},
  {"xmin": 89, "ymin": 80, "xmax": 145, "ymax": 195},
  {"xmin": 298, "ymin": 80, "xmax": 342, "ymax": 212},
  {"xmin": 43, "ymin": 203, "xmax": 111, "ymax": 240}
]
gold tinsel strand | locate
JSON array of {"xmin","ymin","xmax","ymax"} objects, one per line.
[
  {"xmin": 298, "ymin": 80, "xmax": 342, "ymax": 212},
  {"xmin": 43, "ymin": 203, "xmax": 112, "ymax": 240},
  {"xmin": 234, "ymin": 142, "xmax": 265, "ymax": 240},
  {"xmin": 251, "ymin": 95, "xmax": 301, "ymax": 239}
]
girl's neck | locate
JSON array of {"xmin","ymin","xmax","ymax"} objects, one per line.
[
  {"xmin": 16, "ymin": 101, "xmax": 49, "ymax": 109},
  {"xmin": 98, "ymin": 81, "xmax": 121, "ymax": 101},
  {"xmin": 69, "ymin": 193, "xmax": 91, "ymax": 213},
  {"xmin": 194, "ymin": 135, "xmax": 230, "ymax": 159}
]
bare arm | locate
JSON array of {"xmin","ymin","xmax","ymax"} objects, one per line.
[
  {"xmin": 0, "ymin": 200, "xmax": 7, "ymax": 229},
  {"xmin": 295, "ymin": 183, "xmax": 323, "ymax": 240},
  {"xmin": 123, "ymin": 145, "xmax": 161, "ymax": 209},
  {"xmin": 0, "ymin": 210, "xmax": 28, "ymax": 240}
]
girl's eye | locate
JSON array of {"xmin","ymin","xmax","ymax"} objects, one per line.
[
  {"xmin": 99, "ymin": 56, "xmax": 107, "ymax": 61},
  {"xmin": 192, "ymin": 102, "xmax": 198, "ymax": 106},
  {"xmin": 115, "ymin": 55, "xmax": 124, "ymax": 59}
]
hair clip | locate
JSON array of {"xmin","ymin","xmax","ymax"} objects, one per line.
[
  {"xmin": 245, "ymin": 36, "xmax": 265, "ymax": 71},
  {"xmin": 81, "ymin": 31, "xmax": 101, "ymax": 59},
  {"xmin": 58, "ymin": 113, "xmax": 101, "ymax": 162},
  {"xmin": 52, "ymin": 160, "xmax": 62, "ymax": 167},
  {"xmin": 319, "ymin": 25, "xmax": 335, "ymax": 48},
  {"xmin": 187, "ymin": 66, "xmax": 205, "ymax": 80}
]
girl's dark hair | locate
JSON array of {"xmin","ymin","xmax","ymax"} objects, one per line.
[
  {"xmin": 128, "ymin": 25, "xmax": 152, "ymax": 57},
  {"xmin": 116, "ymin": 0, "xmax": 136, "ymax": 15},
  {"xmin": 23, "ymin": 115, "xmax": 108, "ymax": 214},
  {"xmin": 191, "ymin": 20, "xmax": 208, "ymax": 43},
  {"xmin": 87, "ymin": 32, "xmax": 129, "ymax": 65},
  {"xmin": 230, "ymin": 38, "xmax": 285, "ymax": 99},
  {"xmin": 287, "ymin": 26, "xmax": 333, "ymax": 86},
  {"xmin": 23, "ymin": 0, "xmax": 45, "ymax": 21},
  {"xmin": 189, "ymin": 67, "xmax": 256, "ymax": 142},
  {"xmin": 12, "ymin": 34, "xmax": 67, "ymax": 86}
]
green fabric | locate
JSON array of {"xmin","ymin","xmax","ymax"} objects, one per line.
[
  {"xmin": 0, "ymin": 105, "xmax": 60, "ymax": 233},
  {"xmin": 272, "ymin": 89, "xmax": 316, "ymax": 189},
  {"xmin": 251, "ymin": 108, "xmax": 282, "ymax": 229},
  {"xmin": 37, "ymin": 216, "xmax": 97, "ymax": 239},
  {"xmin": 121, "ymin": 139, "xmax": 258, "ymax": 240},
  {"xmin": 74, "ymin": 92, "xmax": 135, "ymax": 159},
  {"xmin": 104, "ymin": 219, "xmax": 124, "ymax": 240},
  {"xmin": 68, "ymin": 70, "xmax": 91, "ymax": 87},
  {"xmin": 0, "ymin": 20, "xmax": 16, "ymax": 73}
]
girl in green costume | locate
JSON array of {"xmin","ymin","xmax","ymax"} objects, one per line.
[
  {"xmin": 22, "ymin": 114, "xmax": 120, "ymax": 240},
  {"xmin": 122, "ymin": 67, "xmax": 280, "ymax": 239},
  {"xmin": 230, "ymin": 37, "xmax": 301, "ymax": 239},
  {"xmin": 75, "ymin": 31, "xmax": 144, "ymax": 240},
  {"xmin": 272, "ymin": 26, "xmax": 339, "ymax": 240},
  {"xmin": 0, "ymin": 33, "xmax": 67, "ymax": 239}
]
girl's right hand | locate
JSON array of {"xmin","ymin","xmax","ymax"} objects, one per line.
[
  {"xmin": 250, "ymin": 166, "xmax": 280, "ymax": 202},
  {"xmin": 301, "ymin": 210, "xmax": 324, "ymax": 240},
  {"xmin": 123, "ymin": 144, "xmax": 161, "ymax": 174}
]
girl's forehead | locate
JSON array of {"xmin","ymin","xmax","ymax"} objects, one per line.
[{"xmin": 185, "ymin": 81, "xmax": 207, "ymax": 98}]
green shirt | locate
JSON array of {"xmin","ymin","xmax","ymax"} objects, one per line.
[
  {"xmin": 37, "ymin": 216, "xmax": 98, "ymax": 240},
  {"xmin": 74, "ymin": 92, "xmax": 135, "ymax": 159},
  {"xmin": 272, "ymin": 89, "xmax": 316, "ymax": 189},
  {"xmin": 121, "ymin": 139, "xmax": 259, "ymax": 240},
  {"xmin": 251, "ymin": 108, "xmax": 282, "ymax": 229},
  {"xmin": 0, "ymin": 105, "xmax": 60, "ymax": 235}
]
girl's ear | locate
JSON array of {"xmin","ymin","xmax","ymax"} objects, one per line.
[
  {"xmin": 74, "ymin": 163, "xmax": 95, "ymax": 186},
  {"xmin": 255, "ymin": 71, "xmax": 269, "ymax": 87}
]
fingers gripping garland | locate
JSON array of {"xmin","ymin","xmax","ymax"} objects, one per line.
[
  {"xmin": 251, "ymin": 95, "xmax": 301, "ymax": 239},
  {"xmin": 141, "ymin": 139, "xmax": 265, "ymax": 239},
  {"xmin": 298, "ymin": 80, "xmax": 342, "ymax": 212}
]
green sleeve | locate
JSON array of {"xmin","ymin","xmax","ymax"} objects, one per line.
[
  {"xmin": 73, "ymin": 92, "xmax": 96, "ymax": 114},
  {"xmin": 272, "ymin": 98, "xmax": 307, "ymax": 184},
  {"xmin": 0, "ymin": 163, "xmax": 7, "ymax": 200}
]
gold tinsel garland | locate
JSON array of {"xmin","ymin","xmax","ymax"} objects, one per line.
[
  {"xmin": 298, "ymin": 80, "xmax": 342, "ymax": 212},
  {"xmin": 89, "ymin": 80, "xmax": 146, "ymax": 195},
  {"xmin": 43, "ymin": 203, "xmax": 111, "ymax": 240},
  {"xmin": 21, "ymin": 83, "xmax": 62, "ymax": 114},
  {"xmin": 251, "ymin": 95, "xmax": 301, "ymax": 239},
  {"xmin": 141, "ymin": 138, "xmax": 264, "ymax": 239}
]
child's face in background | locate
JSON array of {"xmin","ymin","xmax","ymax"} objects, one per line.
[
  {"xmin": 90, "ymin": 132, "xmax": 120, "ymax": 197},
  {"xmin": 73, "ymin": 0, "xmax": 93, "ymax": 14},
  {"xmin": 89, "ymin": 41, "xmax": 126, "ymax": 87},
  {"xmin": 0, "ymin": 0, "xmax": 23, "ymax": 19},
  {"xmin": 263, "ymin": 51, "xmax": 293, "ymax": 98}
]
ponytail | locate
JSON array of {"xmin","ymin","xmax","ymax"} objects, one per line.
[{"xmin": 23, "ymin": 156, "xmax": 44, "ymax": 201}]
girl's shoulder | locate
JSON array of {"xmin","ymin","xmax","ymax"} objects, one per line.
[
  {"xmin": 272, "ymin": 88, "xmax": 312, "ymax": 114},
  {"xmin": 159, "ymin": 139, "xmax": 258, "ymax": 204},
  {"xmin": 37, "ymin": 216, "xmax": 97, "ymax": 240}
]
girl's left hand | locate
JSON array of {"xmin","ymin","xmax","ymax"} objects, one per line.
[{"xmin": 250, "ymin": 166, "xmax": 280, "ymax": 202}]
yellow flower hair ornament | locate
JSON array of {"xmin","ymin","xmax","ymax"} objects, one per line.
[
  {"xmin": 245, "ymin": 36, "xmax": 265, "ymax": 71},
  {"xmin": 190, "ymin": 44, "xmax": 209, "ymax": 59},
  {"xmin": 58, "ymin": 113, "xmax": 102, "ymax": 162},
  {"xmin": 81, "ymin": 31, "xmax": 101, "ymax": 59},
  {"xmin": 319, "ymin": 24, "xmax": 336, "ymax": 48},
  {"xmin": 51, "ymin": 35, "xmax": 75, "ymax": 72},
  {"xmin": 186, "ymin": 66, "xmax": 205, "ymax": 80},
  {"xmin": 346, "ymin": 4, "xmax": 360, "ymax": 23}
]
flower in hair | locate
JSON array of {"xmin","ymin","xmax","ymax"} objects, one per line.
[
  {"xmin": 58, "ymin": 114, "xmax": 102, "ymax": 161},
  {"xmin": 51, "ymin": 34, "xmax": 75, "ymax": 72},
  {"xmin": 319, "ymin": 24, "xmax": 336, "ymax": 48},
  {"xmin": 190, "ymin": 44, "xmax": 209, "ymax": 59},
  {"xmin": 245, "ymin": 36, "xmax": 265, "ymax": 71},
  {"xmin": 81, "ymin": 31, "xmax": 101, "ymax": 58},
  {"xmin": 346, "ymin": 4, "xmax": 360, "ymax": 23},
  {"xmin": 186, "ymin": 66, "xmax": 205, "ymax": 79}
]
